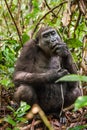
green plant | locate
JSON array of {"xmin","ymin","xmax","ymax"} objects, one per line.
[{"xmin": 4, "ymin": 101, "xmax": 31, "ymax": 129}]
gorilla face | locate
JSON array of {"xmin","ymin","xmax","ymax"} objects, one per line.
[{"xmin": 38, "ymin": 28, "xmax": 62, "ymax": 56}]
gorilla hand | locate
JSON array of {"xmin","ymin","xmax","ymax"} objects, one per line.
[{"xmin": 51, "ymin": 42, "xmax": 69, "ymax": 57}]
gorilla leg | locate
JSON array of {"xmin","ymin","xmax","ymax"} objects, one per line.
[
  {"xmin": 14, "ymin": 84, "xmax": 38, "ymax": 105},
  {"xmin": 64, "ymin": 87, "xmax": 81, "ymax": 107}
]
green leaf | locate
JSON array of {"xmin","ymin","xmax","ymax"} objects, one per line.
[
  {"xmin": 4, "ymin": 116, "xmax": 16, "ymax": 126},
  {"xmin": 6, "ymin": 128, "xmax": 12, "ymax": 130},
  {"xmin": 16, "ymin": 101, "xmax": 31, "ymax": 117},
  {"xmin": 7, "ymin": 106, "xmax": 15, "ymax": 113},
  {"xmin": 16, "ymin": 117, "xmax": 27, "ymax": 123},
  {"xmin": 69, "ymin": 125, "xmax": 87, "ymax": 130},
  {"xmin": 74, "ymin": 96, "xmax": 87, "ymax": 111},
  {"xmin": 56, "ymin": 74, "xmax": 87, "ymax": 82},
  {"xmin": 65, "ymin": 38, "xmax": 83, "ymax": 48},
  {"xmin": 0, "ymin": 79, "xmax": 11, "ymax": 86}
]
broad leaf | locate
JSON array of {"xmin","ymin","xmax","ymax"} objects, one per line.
[
  {"xmin": 74, "ymin": 96, "xmax": 87, "ymax": 111},
  {"xmin": 56, "ymin": 74, "xmax": 87, "ymax": 82}
]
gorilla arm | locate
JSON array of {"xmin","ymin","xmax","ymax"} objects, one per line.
[
  {"xmin": 54, "ymin": 42, "xmax": 77, "ymax": 74},
  {"xmin": 13, "ymin": 69, "xmax": 68, "ymax": 85},
  {"xmin": 61, "ymin": 48, "xmax": 79, "ymax": 89},
  {"xmin": 54, "ymin": 42, "xmax": 79, "ymax": 88},
  {"xmin": 62, "ymin": 51, "xmax": 78, "ymax": 74}
]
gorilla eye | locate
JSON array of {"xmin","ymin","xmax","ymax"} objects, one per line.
[
  {"xmin": 43, "ymin": 34, "xmax": 48, "ymax": 38},
  {"xmin": 51, "ymin": 31, "xmax": 56, "ymax": 35}
]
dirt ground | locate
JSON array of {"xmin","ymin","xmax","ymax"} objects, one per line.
[{"xmin": 0, "ymin": 87, "xmax": 87, "ymax": 130}]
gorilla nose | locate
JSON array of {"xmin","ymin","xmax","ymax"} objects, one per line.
[{"xmin": 50, "ymin": 38, "xmax": 56, "ymax": 43}]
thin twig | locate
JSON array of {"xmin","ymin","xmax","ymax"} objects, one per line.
[
  {"xmin": 67, "ymin": 11, "xmax": 73, "ymax": 38},
  {"xmin": 3, "ymin": 12, "xmax": 12, "ymax": 37},
  {"xmin": 59, "ymin": 84, "xmax": 64, "ymax": 117},
  {"xmin": 44, "ymin": 0, "xmax": 58, "ymax": 18},
  {"xmin": 16, "ymin": 0, "xmax": 22, "ymax": 34},
  {"xmin": 4, "ymin": 0, "xmax": 23, "ymax": 46},
  {"xmin": 32, "ymin": 1, "xmax": 67, "ymax": 37},
  {"xmin": 56, "ymin": 5, "xmax": 62, "ymax": 16},
  {"xmin": 74, "ymin": 10, "xmax": 81, "ymax": 38}
]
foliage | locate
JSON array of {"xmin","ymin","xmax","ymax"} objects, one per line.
[
  {"xmin": 4, "ymin": 101, "xmax": 31, "ymax": 129},
  {"xmin": 0, "ymin": 39, "xmax": 19, "ymax": 88}
]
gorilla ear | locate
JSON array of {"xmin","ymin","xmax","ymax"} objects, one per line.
[
  {"xmin": 35, "ymin": 36, "xmax": 39, "ymax": 44},
  {"xmin": 35, "ymin": 29, "xmax": 41, "ymax": 44}
]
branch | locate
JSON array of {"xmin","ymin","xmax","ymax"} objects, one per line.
[
  {"xmin": 26, "ymin": 104, "xmax": 54, "ymax": 130},
  {"xmin": 56, "ymin": 5, "xmax": 62, "ymax": 16},
  {"xmin": 16, "ymin": 0, "xmax": 22, "ymax": 34},
  {"xmin": 44, "ymin": 0, "xmax": 58, "ymax": 18},
  {"xmin": 4, "ymin": 0, "xmax": 23, "ymax": 46},
  {"xmin": 32, "ymin": 1, "xmax": 67, "ymax": 37},
  {"xmin": 3, "ymin": 12, "xmax": 12, "ymax": 37}
]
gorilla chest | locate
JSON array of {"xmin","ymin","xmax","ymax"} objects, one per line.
[{"xmin": 34, "ymin": 55, "xmax": 61, "ymax": 72}]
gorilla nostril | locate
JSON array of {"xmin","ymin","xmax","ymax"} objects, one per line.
[{"xmin": 50, "ymin": 39, "xmax": 56, "ymax": 43}]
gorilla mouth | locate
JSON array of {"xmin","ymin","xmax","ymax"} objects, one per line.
[
  {"xmin": 51, "ymin": 43, "xmax": 57, "ymax": 49},
  {"xmin": 50, "ymin": 41, "xmax": 63, "ymax": 49}
]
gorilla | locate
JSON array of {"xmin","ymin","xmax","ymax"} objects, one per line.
[{"xmin": 13, "ymin": 26, "xmax": 81, "ymax": 114}]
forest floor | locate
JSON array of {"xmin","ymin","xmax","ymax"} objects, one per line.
[{"xmin": 0, "ymin": 87, "xmax": 87, "ymax": 130}]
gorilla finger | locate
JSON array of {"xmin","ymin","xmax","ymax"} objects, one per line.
[
  {"xmin": 51, "ymin": 43, "xmax": 58, "ymax": 49},
  {"xmin": 56, "ymin": 49, "xmax": 62, "ymax": 54},
  {"xmin": 52, "ymin": 45, "xmax": 59, "ymax": 53}
]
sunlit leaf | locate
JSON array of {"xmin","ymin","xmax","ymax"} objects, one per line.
[
  {"xmin": 0, "ymin": 79, "xmax": 11, "ymax": 86},
  {"xmin": 74, "ymin": 96, "xmax": 87, "ymax": 111},
  {"xmin": 16, "ymin": 101, "xmax": 31, "ymax": 117}
]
